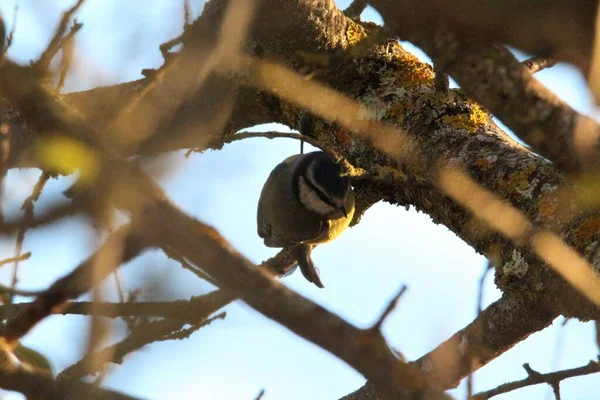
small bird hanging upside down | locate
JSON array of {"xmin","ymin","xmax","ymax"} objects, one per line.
[{"xmin": 257, "ymin": 151, "xmax": 355, "ymax": 288}]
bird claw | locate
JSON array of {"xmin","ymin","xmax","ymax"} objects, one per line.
[{"xmin": 293, "ymin": 245, "xmax": 325, "ymax": 288}]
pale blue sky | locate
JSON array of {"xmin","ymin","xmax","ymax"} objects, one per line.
[{"xmin": 0, "ymin": 1, "xmax": 598, "ymax": 399}]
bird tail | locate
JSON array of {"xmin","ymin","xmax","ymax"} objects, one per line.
[{"xmin": 293, "ymin": 245, "xmax": 325, "ymax": 288}]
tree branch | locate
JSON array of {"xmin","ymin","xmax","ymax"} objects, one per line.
[
  {"xmin": 369, "ymin": 0, "xmax": 600, "ymax": 174},
  {"xmin": 366, "ymin": 0, "xmax": 595, "ymax": 73},
  {"xmin": 414, "ymin": 295, "xmax": 556, "ymax": 389},
  {"xmin": 58, "ymin": 291, "xmax": 229, "ymax": 379},
  {"xmin": 472, "ymin": 360, "xmax": 600, "ymax": 400},
  {"xmin": 35, "ymin": 0, "xmax": 86, "ymax": 71},
  {"xmin": 344, "ymin": 0, "xmax": 368, "ymax": 18},
  {"xmin": 3, "ymin": 226, "xmax": 149, "ymax": 342},
  {"xmin": 0, "ymin": 365, "xmax": 139, "ymax": 400}
]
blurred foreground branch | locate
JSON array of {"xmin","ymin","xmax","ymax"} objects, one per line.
[{"xmin": 0, "ymin": 364, "xmax": 138, "ymax": 400}]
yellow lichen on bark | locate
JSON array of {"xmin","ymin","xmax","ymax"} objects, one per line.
[
  {"xmin": 389, "ymin": 44, "xmax": 435, "ymax": 87},
  {"xmin": 442, "ymin": 103, "xmax": 488, "ymax": 133},
  {"xmin": 345, "ymin": 20, "xmax": 367, "ymax": 46}
]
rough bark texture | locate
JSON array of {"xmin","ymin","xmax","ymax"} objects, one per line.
[{"xmin": 1, "ymin": 0, "xmax": 599, "ymax": 399}]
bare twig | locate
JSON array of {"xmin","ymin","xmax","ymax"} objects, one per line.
[
  {"xmin": 466, "ymin": 261, "xmax": 492, "ymax": 400},
  {"xmin": 523, "ymin": 56, "xmax": 557, "ymax": 74},
  {"xmin": 55, "ymin": 20, "xmax": 83, "ymax": 92},
  {"xmin": 159, "ymin": 34, "xmax": 184, "ymax": 59},
  {"xmin": 0, "ymin": 282, "xmax": 42, "ymax": 298},
  {"xmin": 254, "ymin": 389, "xmax": 266, "ymax": 400},
  {"xmin": 0, "ymin": 252, "xmax": 30, "ymax": 268},
  {"xmin": 0, "ymin": 293, "xmax": 233, "ymax": 321},
  {"xmin": 0, "ymin": 200, "xmax": 86, "ymax": 236},
  {"xmin": 471, "ymin": 361, "xmax": 600, "ymax": 400},
  {"xmin": 225, "ymin": 131, "xmax": 324, "ymax": 150},
  {"xmin": 58, "ymin": 290, "xmax": 230, "ymax": 379},
  {"xmin": 5, "ymin": 172, "xmax": 51, "ymax": 321},
  {"xmin": 476, "ymin": 261, "xmax": 493, "ymax": 315},
  {"xmin": 3, "ymin": 226, "xmax": 149, "ymax": 343},
  {"xmin": 162, "ymin": 246, "xmax": 216, "ymax": 285},
  {"xmin": 184, "ymin": 0, "xmax": 192, "ymax": 26},
  {"xmin": 369, "ymin": 284, "xmax": 407, "ymax": 332},
  {"xmin": 0, "ymin": 5, "xmax": 17, "ymax": 59},
  {"xmin": 59, "ymin": 310, "xmax": 226, "ymax": 380},
  {"xmin": 113, "ymin": 269, "xmax": 125, "ymax": 303},
  {"xmin": 35, "ymin": 0, "xmax": 86, "ymax": 71}
]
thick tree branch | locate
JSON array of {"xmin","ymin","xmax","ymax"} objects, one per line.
[
  {"xmin": 2, "ymin": 2, "xmax": 600, "ymax": 399},
  {"xmin": 366, "ymin": 0, "xmax": 595, "ymax": 74},
  {"xmin": 414, "ymin": 295, "xmax": 556, "ymax": 389},
  {"xmin": 370, "ymin": 0, "xmax": 600, "ymax": 174},
  {"xmin": 0, "ymin": 57, "xmax": 451, "ymax": 400}
]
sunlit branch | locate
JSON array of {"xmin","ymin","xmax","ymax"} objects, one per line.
[
  {"xmin": 35, "ymin": 0, "xmax": 86, "ymax": 71},
  {"xmin": 414, "ymin": 295, "xmax": 556, "ymax": 389},
  {"xmin": 55, "ymin": 20, "xmax": 83, "ymax": 92}
]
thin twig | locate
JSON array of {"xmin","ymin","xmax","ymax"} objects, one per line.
[
  {"xmin": 5, "ymin": 172, "xmax": 51, "ymax": 322},
  {"xmin": 476, "ymin": 261, "xmax": 493, "ymax": 316},
  {"xmin": 254, "ymin": 389, "xmax": 266, "ymax": 400},
  {"xmin": 0, "ymin": 294, "xmax": 232, "ymax": 321},
  {"xmin": 370, "ymin": 284, "xmax": 407, "ymax": 332},
  {"xmin": 2, "ymin": 226, "xmax": 149, "ymax": 343},
  {"xmin": 0, "ymin": 252, "xmax": 30, "ymax": 268},
  {"xmin": 471, "ymin": 361, "xmax": 600, "ymax": 399},
  {"xmin": 224, "ymin": 131, "xmax": 324, "ymax": 150},
  {"xmin": 0, "ymin": 200, "xmax": 86, "ymax": 236},
  {"xmin": 467, "ymin": 257, "xmax": 494, "ymax": 399},
  {"xmin": 184, "ymin": 0, "xmax": 192, "ymax": 26},
  {"xmin": 0, "ymin": 5, "xmax": 17, "ymax": 59},
  {"xmin": 113, "ymin": 269, "xmax": 125, "ymax": 303},
  {"xmin": 162, "ymin": 246, "xmax": 217, "ymax": 285},
  {"xmin": 58, "ymin": 291, "xmax": 229, "ymax": 379},
  {"xmin": 157, "ymin": 0, "xmax": 191, "ymax": 59},
  {"xmin": 35, "ymin": 0, "xmax": 86, "ymax": 71},
  {"xmin": 522, "ymin": 56, "xmax": 557, "ymax": 74},
  {"xmin": 55, "ymin": 20, "xmax": 83, "ymax": 92}
]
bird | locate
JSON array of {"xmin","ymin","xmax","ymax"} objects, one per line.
[{"xmin": 257, "ymin": 151, "xmax": 355, "ymax": 288}]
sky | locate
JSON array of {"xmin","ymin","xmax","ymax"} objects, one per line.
[{"xmin": 0, "ymin": 1, "xmax": 599, "ymax": 399}]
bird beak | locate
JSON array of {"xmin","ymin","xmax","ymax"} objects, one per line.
[{"xmin": 339, "ymin": 206, "xmax": 348, "ymax": 218}]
